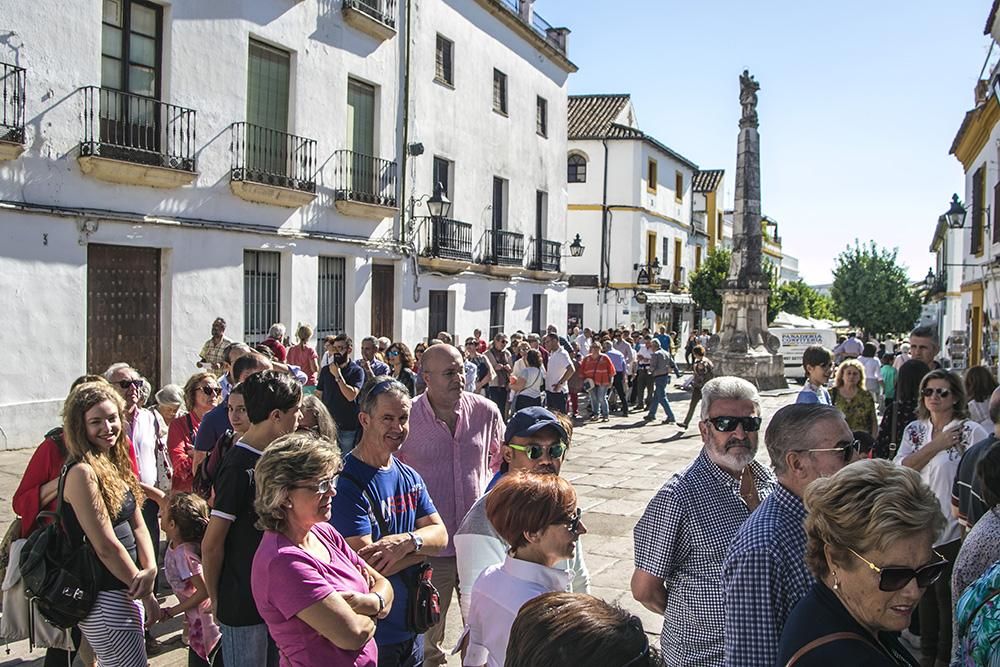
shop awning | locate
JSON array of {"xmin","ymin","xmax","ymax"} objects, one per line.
[{"xmin": 640, "ymin": 292, "xmax": 694, "ymax": 305}]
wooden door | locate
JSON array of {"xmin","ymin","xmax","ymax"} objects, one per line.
[
  {"xmin": 87, "ymin": 243, "xmax": 161, "ymax": 389},
  {"xmin": 370, "ymin": 264, "xmax": 394, "ymax": 339}
]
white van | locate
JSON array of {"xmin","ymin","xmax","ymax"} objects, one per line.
[{"xmin": 770, "ymin": 327, "xmax": 838, "ymax": 381}]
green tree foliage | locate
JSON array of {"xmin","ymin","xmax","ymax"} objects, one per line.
[
  {"xmin": 688, "ymin": 248, "xmax": 731, "ymax": 316},
  {"xmin": 831, "ymin": 241, "xmax": 922, "ymax": 338},
  {"xmin": 771, "ymin": 280, "xmax": 837, "ymax": 320}
]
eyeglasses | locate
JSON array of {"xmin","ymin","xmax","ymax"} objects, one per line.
[
  {"xmin": 507, "ymin": 442, "xmax": 567, "ymax": 460},
  {"xmin": 706, "ymin": 416, "xmax": 763, "ymax": 432},
  {"xmin": 294, "ymin": 475, "xmax": 340, "ymax": 495},
  {"xmin": 200, "ymin": 386, "xmax": 223, "ymax": 397},
  {"xmin": 557, "ymin": 507, "xmax": 584, "ymax": 535},
  {"xmin": 921, "ymin": 387, "xmax": 951, "ymax": 398},
  {"xmin": 386, "ymin": 350, "xmax": 400, "ymax": 357},
  {"xmin": 847, "ymin": 547, "xmax": 948, "ymax": 592},
  {"xmin": 116, "ymin": 379, "xmax": 143, "ymax": 389},
  {"xmin": 795, "ymin": 439, "xmax": 861, "ymax": 463}
]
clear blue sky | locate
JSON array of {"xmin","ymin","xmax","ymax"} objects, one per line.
[{"xmin": 543, "ymin": 0, "xmax": 995, "ymax": 285}]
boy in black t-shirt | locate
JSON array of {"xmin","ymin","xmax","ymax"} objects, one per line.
[{"xmin": 202, "ymin": 370, "xmax": 302, "ymax": 667}]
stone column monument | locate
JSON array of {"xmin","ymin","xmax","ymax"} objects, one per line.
[{"xmin": 707, "ymin": 71, "xmax": 787, "ymax": 390}]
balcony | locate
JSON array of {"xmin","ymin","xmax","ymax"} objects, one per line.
[
  {"xmin": 230, "ymin": 122, "xmax": 317, "ymax": 208},
  {"xmin": 495, "ymin": 0, "xmax": 569, "ymax": 55},
  {"xmin": 416, "ymin": 216, "xmax": 474, "ymax": 270},
  {"xmin": 481, "ymin": 229, "xmax": 525, "ymax": 269},
  {"xmin": 342, "ymin": 0, "xmax": 397, "ymax": 41},
  {"xmin": 692, "ymin": 211, "xmax": 708, "ymax": 236},
  {"xmin": 527, "ymin": 238, "xmax": 561, "ymax": 273},
  {"xmin": 333, "ymin": 150, "xmax": 398, "ymax": 219},
  {"xmin": 78, "ymin": 86, "xmax": 197, "ymax": 188},
  {"xmin": 0, "ymin": 62, "xmax": 25, "ymax": 160}
]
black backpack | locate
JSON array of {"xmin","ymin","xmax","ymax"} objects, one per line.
[
  {"xmin": 19, "ymin": 462, "xmax": 100, "ymax": 629},
  {"xmin": 193, "ymin": 430, "xmax": 237, "ymax": 500}
]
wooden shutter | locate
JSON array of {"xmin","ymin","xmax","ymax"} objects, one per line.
[{"xmin": 972, "ymin": 166, "xmax": 984, "ymax": 255}]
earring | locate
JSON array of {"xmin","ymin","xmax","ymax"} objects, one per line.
[{"xmin": 832, "ymin": 572, "xmax": 840, "ymax": 591}]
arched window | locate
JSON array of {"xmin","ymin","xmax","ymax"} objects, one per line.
[{"xmin": 567, "ymin": 154, "xmax": 587, "ymax": 183}]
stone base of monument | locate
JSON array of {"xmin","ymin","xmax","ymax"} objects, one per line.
[{"xmin": 708, "ymin": 288, "xmax": 788, "ymax": 391}]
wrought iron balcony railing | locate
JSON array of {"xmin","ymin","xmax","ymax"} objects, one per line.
[
  {"xmin": 528, "ymin": 238, "xmax": 561, "ymax": 272},
  {"xmin": 343, "ymin": 0, "xmax": 396, "ymax": 30},
  {"xmin": 416, "ymin": 216, "xmax": 473, "ymax": 261},
  {"xmin": 230, "ymin": 122, "xmax": 317, "ymax": 193},
  {"xmin": 497, "ymin": 0, "xmax": 568, "ymax": 53},
  {"xmin": 482, "ymin": 229, "xmax": 524, "ymax": 267},
  {"xmin": 80, "ymin": 86, "xmax": 196, "ymax": 171},
  {"xmin": 333, "ymin": 150, "xmax": 397, "ymax": 208},
  {"xmin": 1, "ymin": 62, "xmax": 25, "ymax": 144}
]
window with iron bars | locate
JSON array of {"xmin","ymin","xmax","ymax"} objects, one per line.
[
  {"xmin": 244, "ymin": 250, "xmax": 281, "ymax": 344},
  {"xmin": 316, "ymin": 256, "xmax": 346, "ymax": 349},
  {"xmin": 435, "ymin": 34, "xmax": 453, "ymax": 85}
]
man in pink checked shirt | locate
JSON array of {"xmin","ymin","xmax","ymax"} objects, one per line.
[{"xmin": 396, "ymin": 343, "xmax": 504, "ymax": 667}]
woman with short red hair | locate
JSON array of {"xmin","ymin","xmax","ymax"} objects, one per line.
[{"xmin": 461, "ymin": 472, "xmax": 587, "ymax": 667}]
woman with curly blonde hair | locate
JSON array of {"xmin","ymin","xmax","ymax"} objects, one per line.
[
  {"xmin": 61, "ymin": 381, "xmax": 159, "ymax": 665},
  {"xmin": 831, "ymin": 358, "xmax": 878, "ymax": 437}
]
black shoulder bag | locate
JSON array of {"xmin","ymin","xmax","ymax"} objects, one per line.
[
  {"xmin": 341, "ymin": 472, "xmax": 441, "ymax": 634},
  {"xmin": 19, "ymin": 462, "xmax": 100, "ymax": 629}
]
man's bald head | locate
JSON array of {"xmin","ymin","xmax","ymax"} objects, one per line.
[
  {"xmin": 421, "ymin": 343, "xmax": 465, "ymax": 405},
  {"xmin": 421, "ymin": 343, "xmax": 463, "ymax": 370}
]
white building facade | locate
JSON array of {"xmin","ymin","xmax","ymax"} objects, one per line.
[
  {"xmin": 0, "ymin": 0, "xmax": 574, "ymax": 448},
  {"xmin": 564, "ymin": 95, "xmax": 703, "ymax": 337}
]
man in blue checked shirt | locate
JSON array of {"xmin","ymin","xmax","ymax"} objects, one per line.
[
  {"xmin": 631, "ymin": 376, "xmax": 776, "ymax": 666},
  {"xmin": 721, "ymin": 403, "xmax": 858, "ymax": 666}
]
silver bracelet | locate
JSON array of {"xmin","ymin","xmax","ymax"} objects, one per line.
[{"xmin": 372, "ymin": 590, "xmax": 386, "ymax": 616}]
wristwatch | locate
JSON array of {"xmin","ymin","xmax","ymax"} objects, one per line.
[{"xmin": 408, "ymin": 531, "xmax": 423, "ymax": 553}]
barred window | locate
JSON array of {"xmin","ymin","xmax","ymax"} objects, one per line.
[
  {"xmin": 493, "ymin": 69, "xmax": 507, "ymax": 115},
  {"xmin": 316, "ymin": 256, "xmax": 346, "ymax": 344},
  {"xmin": 435, "ymin": 34, "xmax": 453, "ymax": 85},
  {"xmin": 244, "ymin": 250, "xmax": 281, "ymax": 344}
]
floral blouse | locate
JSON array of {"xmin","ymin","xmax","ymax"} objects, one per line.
[{"xmin": 831, "ymin": 388, "xmax": 877, "ymax": 434}]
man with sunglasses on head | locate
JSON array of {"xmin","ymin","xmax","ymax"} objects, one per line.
[
  {"xmin": 330, "ymin": 377, "xmax": 448, "ymax": 667},
  {"xmin": 454, "ymin": 407, "xmax": 590, "ymax": 622},
  {"xmin": 631, "ymin": 376, "xmax": 775, "ymax": 667},
  {"xmin": 721, "ymin": 404, "xmax": 858, "ymax": 667}
]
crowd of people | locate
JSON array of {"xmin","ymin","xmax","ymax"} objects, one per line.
[{"xmin": 8, "ymin": 316, "xmax": 1000, "ymax": 666}]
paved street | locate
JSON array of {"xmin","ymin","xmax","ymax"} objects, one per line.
[{"xmin": 0, "ymin": 385, "xmax": 797, "ymax": 666}]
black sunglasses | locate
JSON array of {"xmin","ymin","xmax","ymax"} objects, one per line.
[
  {"xmin": 848, "ymin": 548, "xmax": 948, "ymax": 592},
  {"xmin": 200, "ymin": 386, "xmax": 223, "ymax": 397},
  {"xmin": 795, "ymin": 439, "xmax": 861, "ymax": 463},
  {"xmin": 706, "ymin": 416, "xmax": 762, "ymax": 433},
  {"xmin": 921, "ymin": 387, "xmax": 951, "ymax": 398},
  {"xmin": 558, "ymin": 507, "xmax": 584, "ymax": 535},
  {"xmin": 117, "ymin": 379, "xmax": 143, "ymax": 389},
  {"xmin": 508, "ymin": 442, "xmax": 567, "ymax": 460}
]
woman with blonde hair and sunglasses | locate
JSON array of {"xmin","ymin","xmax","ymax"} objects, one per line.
[
  {"xmin": 168, "ymin": 371, "xmax": 222, "ymax": 493},
  {"xmin": 778, "ymin": 459, "xmax": 945, "ymax": 665},
  {"xmin": 61, "ymin": 381, "xmax": 159, "ymax": 665},
  {"xmin": 831, "ymin": 358, "xmax": 879, "ymax": 437},
  {"xmin": 894, "ymin": 369, "xmax": 988, "ymax": 667}
]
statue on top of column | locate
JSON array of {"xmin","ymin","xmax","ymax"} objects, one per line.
[{"xmin": 739, "ymin": 70, "xmax": 759, "ymax": 130}]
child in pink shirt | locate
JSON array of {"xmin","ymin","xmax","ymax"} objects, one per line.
[{"xmin": 157, "ymin": 492, "xmax": 222, "ymax": 666}]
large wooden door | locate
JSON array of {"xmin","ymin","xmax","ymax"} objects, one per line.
[
  {"xmin": 87, "ymin": 243, "xmax": 161, "ymax": 389},
  {"xmin": 370, "ymin": 264, "xmax": 394, "ymax": 339}
]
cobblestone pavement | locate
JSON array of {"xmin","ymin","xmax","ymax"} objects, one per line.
[{"xmin": 0, "ymin": 385, "xmax": 799, "ymax": 666}]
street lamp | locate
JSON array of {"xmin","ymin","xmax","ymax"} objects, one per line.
[
  {"xmin": 924, "ymin": 268, "xmax": 936, "ymax": 291},
  {"xmin": 650, "ymin": 257, "xmax": 662, "ymax": 281},
  {"xmin": 944, "ymin": 194, "xmax": 967, "ymax": 229},
  {"xmin": 568, "ymin": 233, "xmax": 584, "ymax": 257},
  {"xmin": 427, "ymin": 181, "xmax": 451, "ymax": 219}
]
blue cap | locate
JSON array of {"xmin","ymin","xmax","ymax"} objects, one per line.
[{"xmin": 504, "ymin": 406, "xmax": 568, "ymax": 443}]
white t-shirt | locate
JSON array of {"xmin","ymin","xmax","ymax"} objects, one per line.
[
  {"xmin": 894, "ymin": 418, "xmax": 988, "ymax": 544},
  {"xmin": 515, "ymin": 366, "xmax": 545, "ymax": 399},
  {"xmin": 461, "ymin": 557, "xmax": 572, "ymax": 667},
  {"xmin": 544, "ymin": 348, "xmax": 572, "ymax": 393},
  {"xmin": 130, "ymin": 408, "xmax": 159, "ymax": 487},
  {"xmin": 859, "ymin": 356, "xmax": 881, "ymax": 381}
]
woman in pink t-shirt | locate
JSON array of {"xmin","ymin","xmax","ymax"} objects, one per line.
[
  {"xmin": 287, "ymin": 324, "xmax": 320, "ymax": 390},
  {"xmin": 251, "ymin": 434, "xmax": 394, "ymax": 667}
]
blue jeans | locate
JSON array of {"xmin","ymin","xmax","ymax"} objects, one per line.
[
  {"xmin": 220, "ymin": 622, "xmax": 278, "ymax": 667},
  {"xmin": 646, "ymin": 375, "xmax": 676, "ymax": 421},
  {"xmin": 336, "ymin": 428, "xmax": 360, "ymax": 456},
  {"xmin": 589, "ymin": 385, "xmax": 609, "ymax": 418},
  {"xmin": 378, "ymin": 634, "xmax": 424, "ymax": 667}
]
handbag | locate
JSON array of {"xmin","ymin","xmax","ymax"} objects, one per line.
[
  {"xmin": 0, "ymin": 516, "xmax": 21, "ymax": 594},
  {"xmin": 341, "ymin": 472, "xmax": 441, "ymax": 633},
  {"xmin": 19, "ymin": 463, "xmax": 101, "ymax": 629},
  {"xmin": 153, "ymin": 412, "xmax": 174, "ymax": 493},
  {"xmin": 1, "ymin": 537, "xmax": 74, "ymax": 650}
]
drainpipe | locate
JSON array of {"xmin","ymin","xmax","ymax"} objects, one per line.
[
  {"xmin": 599, "ymin": 138, "xmax": 609, "ymax": 330},
  {"xmin": 399, "ymin": 0, "xmax": 413, "ymax": 244}
]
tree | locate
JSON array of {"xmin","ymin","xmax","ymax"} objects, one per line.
[
  {"xmin": 689, "ymin": 247, "xmax": 731, "ymax": 317},
  {"xmin": 831, "ymin": 241, "xmax": 922, "ymax": 338},
  {"xmin": 772, "ymin": 280, "xmax": 837, "ymax": 320}
]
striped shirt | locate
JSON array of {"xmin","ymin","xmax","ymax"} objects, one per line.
[
  {"xmin": 634, "ymin": 450, "xmax": 775, "ymax": 666},
  {"xmin": 396, "ymin": 392, "xmax": 503, "ymax": 558},
  {"xmin": 722, "ymin": 483, "xmax": 814, "ymax": 667}
]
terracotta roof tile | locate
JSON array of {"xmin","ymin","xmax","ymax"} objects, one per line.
[
  {"xmin": 568, "ymin": 94, "xmax": 630, "ymax": 138},
  {"xmin": 693, "ymin": 169, "xmax": 724, "ymax": 193}
]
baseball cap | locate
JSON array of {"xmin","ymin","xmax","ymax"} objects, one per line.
[{"xmin": 504, "ymin": 406, "xmax": 568, "ymax": 443}]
